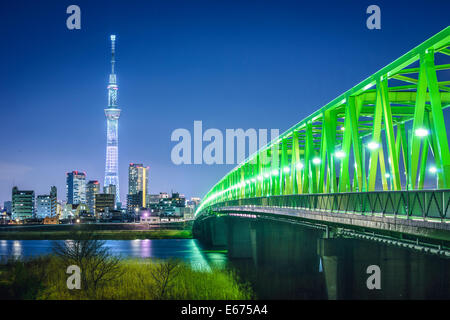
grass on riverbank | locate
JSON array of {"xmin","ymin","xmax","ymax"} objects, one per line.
[
  {"xmin": 0, "ymin": 229, "xmax": 192, "ymax": 240},
  {"xmin": 0, "ymin": 255, "xmax": 252, "ymax": 300}
]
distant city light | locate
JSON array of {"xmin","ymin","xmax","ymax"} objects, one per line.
[
  {"xmin": 264, "ymin": 173, "xmax": 270, "ymax": 178},
  {"xmin": 385, "ymin": 173, "xmax": 390, "ymax": 178},
  {"xmin": 272, "ymin": 169, "xmax": 279, "ymax": 176},
  {"xmin": 283, "ymin": 167, "xmax": 290, "ymax": 173},
  {"xmin": 312, "ymin": 158, "xmax": 321, "ymax": 165},
  {"xmin": 429, "ymin": 166, "xmax": 437, "ymax": 174},
  {"xmin": 367, "ymin": 141, "xmax": 380, "ymax": 150},
  {"xmin": 415, "ymin": 128, "xmax": 429, "ymax": 137},
  {"xmin": 340, "ymin": 127, "xmax": 345, "ymax": 131},
  {"xmin": 296, "ymin": 162, "xmax": 304, "ymax": 170}
]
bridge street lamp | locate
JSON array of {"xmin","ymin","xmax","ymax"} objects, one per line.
[
  {"xmin": 429, "ymin": 166, "xmax": 438, "ymax": 189},
  {"xmin": 415, "ymin": 128, "xmax": 429, "ymax": 137},
  {"xmin": 367, "ymin": 141, "xmax": 380, "ymax": 150},
  {"xmin": 335, "ymin": 150, "xmax": 346, "ymax": 159}
]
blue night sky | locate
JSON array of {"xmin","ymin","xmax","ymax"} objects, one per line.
[{"xmin": 0, "ymin": 0, "xmax": 449, "ymax": 204}]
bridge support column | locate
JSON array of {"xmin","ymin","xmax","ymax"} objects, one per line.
[
  {"xmin": 193, "ymin": 216, "xmax": 228, "ymax": 248},
  {"xmin": 317, "ymin": 238, "xmax": 347, "ymax": 300},
  {"xmin": 227, "ymin": 217, "xmax": 254, "ymax": 259},
  {"xmin": 317, "ymin": 237, "xmax": 450, "ymax": 299},
  {"xmin": 209, "ymin": 216, "xmax": 227, "ymax": 247}
]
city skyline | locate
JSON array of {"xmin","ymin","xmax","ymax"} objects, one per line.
[{"xmin": 1, "ymin": 0, "xmax": 450, "ymax": 204}]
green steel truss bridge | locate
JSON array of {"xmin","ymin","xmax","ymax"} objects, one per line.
[{"xmin": 195, "ymin": 27, "xmax": 450, "ymax": 246}]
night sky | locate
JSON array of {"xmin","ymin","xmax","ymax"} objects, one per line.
[{"xmin": 0, "ymin": 0, "xmax": 449, "ymax": 204}]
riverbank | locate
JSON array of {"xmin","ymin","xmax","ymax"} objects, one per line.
[
  {"xmin": 0, "ymin": 229, "xmax": 192, "ymax": 240},
  {"xmin": 0, "ymin": 256, "xmax": 252, "ymax": 300}
]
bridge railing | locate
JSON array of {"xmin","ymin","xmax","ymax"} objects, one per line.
[{"xmin": 212, "ymin": 190, "xmax": 450, "ymax": 221}]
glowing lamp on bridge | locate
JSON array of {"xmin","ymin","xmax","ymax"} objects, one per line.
[
  {"xmin": 283, "ymin": 167, "xmax": 290, "ymax": 173},
  {"xmin": 429, "ymin": 166, "xmax": 437, "ymax": 174},
  {"xmin": 312, "ymin": 158, "xmax": 321, "ymax": 165},
  {"xmin": 415, "ymin": 128, "xmax": 429, "ymax": 137},
  {"xmin": 257, "ymin": 175, "xmax": 263, "ymax": 181},
  {"xmin": 335, "ymin": 150, "xmax": 346, "ymax": 159},
  {"xmin": 272, "ymin": 169, "xmax": 279, "ymax": 176},
  {"xmin": 385, "ymin": 173, "xmax": 390, "ymax": 178},
  {"xmin": 264, "ymin": 173, "xmax": 270, "ymax": 178},
  {"xmin": 367, "ymin": 141, "xmax": 380, "ymax": 150},
  {"xmin": 251, "ymin": 178, "xmax": 256, "ymax": 182},
  {"xmin": 296, "ymin": 162, "xmax": 304, "ymax": 170}
]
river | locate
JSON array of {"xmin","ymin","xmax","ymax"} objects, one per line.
[
  {"xmin": 0, "ymin": 239, "xmax": 228, "ymax": 271},
  {"xmin": 1, "ymin": 238, "xmax": 448, "ymax": 299}
]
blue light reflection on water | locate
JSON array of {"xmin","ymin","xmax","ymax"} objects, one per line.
[{"xmin": 0, "ymin": 239, "xmax": 227, "ymax": 271}]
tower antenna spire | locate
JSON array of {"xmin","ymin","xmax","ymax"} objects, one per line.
[{"xmin": 110, "ymin": 34, "xmax": 116, "ymax": 74}]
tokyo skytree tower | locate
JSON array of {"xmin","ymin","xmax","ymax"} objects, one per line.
[{"xmin": 104, "ymin": 35, "xmax": 121, "ymax": 205}]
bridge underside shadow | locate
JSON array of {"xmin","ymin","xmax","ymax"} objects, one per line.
[{"xmin": 193, "ymin": 215, "xmax": 450, "ymax": 299}]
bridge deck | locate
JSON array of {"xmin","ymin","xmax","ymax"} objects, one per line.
[{"xmin": 215, "ymin": 205, "xmax": 450, "ymax": 243}]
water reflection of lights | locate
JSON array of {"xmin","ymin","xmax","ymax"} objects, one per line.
[
  {"xmin": 12, "ymin": 240, "xmax": 22, "ymax": 256},
  {"xmin": 131, "ymin": 239, "xmax": 141, "ymax": 256},
  {"xmin": 0, "ymin": 239, "xmax": 228, "ymax": 271},
  {"xmin": 140, "ymin": 239, "xmax": 152, "ymax": 258},
  {"xmin": 190, "ymin": 240, "xmax": 211, "ymax": 272}
]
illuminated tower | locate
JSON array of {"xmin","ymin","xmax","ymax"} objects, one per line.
[{"xmin": 104, "ymin": 34, "xmax": 121, "ymax": 205}]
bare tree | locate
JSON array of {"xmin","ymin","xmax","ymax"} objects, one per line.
[
  {"xmin": 52, "ymin": 229, "xmax": 122, "ymax": 298},
  {"xmin": 140, "ymin": 259, "xmax": 181, "ymax": 300}
]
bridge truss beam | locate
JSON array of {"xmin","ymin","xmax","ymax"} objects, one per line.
[{"xmin": 196, "ymin": 27, "xmax": 450, "ymax": 218}]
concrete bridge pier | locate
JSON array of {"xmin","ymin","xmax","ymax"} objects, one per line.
[
  {"xmin": 317, "ymin": 237, "xmax": 450, "ymax": 299},
  {"xmin": 193, "ymin": 215, "xmax": 227, "ymax": 247},
  {"xmin": 209, "ymin": 216, "xmax": 227, "ymax": 247},
  {"xmin": 317, "ymin": 238, "xmax": 348, "ymax": 300},
  {"xmin": 226, "ymin": 217, "xmax": 256, "ymax": 260}
]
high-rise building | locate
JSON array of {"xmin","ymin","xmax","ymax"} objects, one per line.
[
  {"xmin": 50, "ymin": 186, "xmax": 57, "ymax": 215},
  {"xmin": 127, "ymin": 191, "xmax": 143, "ymax": 215},
  {"xmin": 104, "ymin": 34, "xmax": 121, "ymax": 205},
  {"xmin": 66, "ymin": 171, "xmax": 86, "ymax": 205},
  {"xmin": 95, "ymin": 193, "xmax": 116, "ymax": 217},
  {"xmin": 12, "ymin": 187, "xmax": 35, "ymax": 220},
  {"xmin": 128, "ymin": 163, "xmax": 149, "ymax": 206},
  {"xmin": 36, "ymin": 186, "xmax": 57, "ymax": 218},
  {"xmin": 104, "ymin": 184, "xmax": 117, "ymax": 196},
  {"xmin": 86, "ymin": 180, "xmax": 100, "ymax": 213},
  {"xmin": 3, "ymin": 201, "xmax": 12, "ymax": 215},
  {"xmin": 36, "ymin": 195, "xmax": 52, "ymax": 218}
]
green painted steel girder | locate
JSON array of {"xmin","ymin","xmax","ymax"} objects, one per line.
[{"xmin": 196, "ymin": 27, "xmax": 450, "ymax": 218}]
